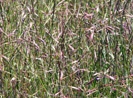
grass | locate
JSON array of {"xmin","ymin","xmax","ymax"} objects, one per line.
[{"xmin": 0, "ymin": 0, "xmax": 133, "ymax": 97}]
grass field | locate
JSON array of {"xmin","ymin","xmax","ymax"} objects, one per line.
[{"xmin": 0, "ymin": 0, "xmax": 133, "ymax": 97}]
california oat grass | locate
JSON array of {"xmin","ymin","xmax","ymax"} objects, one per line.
[{"xmin": 0, "ymin": 0, "xmax": 133, "ymax": 97}]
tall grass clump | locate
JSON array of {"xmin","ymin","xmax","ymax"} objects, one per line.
[{"xmin": 0, "ymin": 0, "xmax": 133, "ymax": 97}]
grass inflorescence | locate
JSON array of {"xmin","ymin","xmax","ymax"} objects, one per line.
[{"xmin": 0, "ymin": 0, "xmax": 133, "ymax": 97}]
